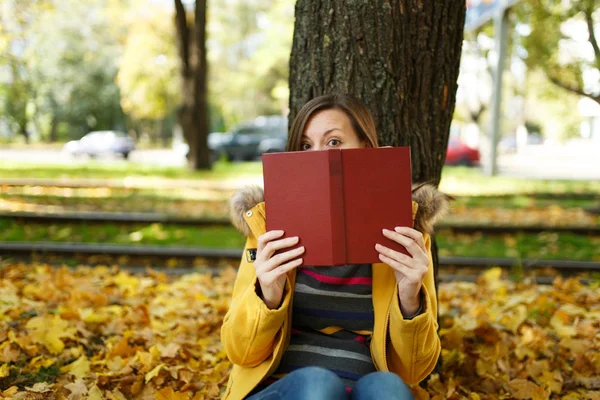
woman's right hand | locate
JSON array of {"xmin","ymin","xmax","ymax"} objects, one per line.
[{"xmin": 255, "ymin": 230, "xmax": 305, "ymax": 309}]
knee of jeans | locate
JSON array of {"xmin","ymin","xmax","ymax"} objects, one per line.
[
  {"xmin": 289, "ymin": 367, "xmax": 346, "ymax": 396},
  {"xmin": 356, "ymin": 372, "xmax": 412, "ymax": 397}
]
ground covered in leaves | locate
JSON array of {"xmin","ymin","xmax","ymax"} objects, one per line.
[{"xmin": 1, "ymin": 264, "xmax": 599, "ymax": 399}]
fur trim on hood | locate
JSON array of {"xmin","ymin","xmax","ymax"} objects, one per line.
[{"xmin": 229, "ymin": 184, "xmax": 450, "ymax": 238}]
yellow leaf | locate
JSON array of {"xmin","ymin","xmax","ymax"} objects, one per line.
[
  {"xmin": 482, "ymin": 267, "xmax": 502, "ymax": 283},
  {"xmin": 550, "ymin": 312, "xmax": 577, "ymax": 338},
  {"xmin": 79, "ymin": 308, "xmax": 108, "ymax": 323},
  {"xmin": 156, "ymin": 387, "xmax": 190, "ymax": 400},
  {"xmin": 537, "ymin": 370, "xmax": 563, "ymax": 394},
  {"xmin": 28, "ymin": 355, "xmax": 55, "ymax": 370},
  {"xmin": 499, "ymin": 304, "xmax": 528, "ymax": 333},
  {"xmin": 0, "ymin": 288, "xmax": 20, "ymax": 314},
  {"xmin": 25, "ymin": 315, "xmax": 77, "ymax": 354},
  {"xmin": 137, "ymin": 351, "xmax": 154, "ymax": 372},
  {"xmin": 157, "ymin": 343, "xmax": 180, "ymax": 358},
  {"xmin": 64, "ymin": 379, "xmax": 88, "ymax": 398},
  {"xmin": 87, "ymin": 385, "xmax": 104, "ymax": 400},
  {"xmin": 0, "ymin": 364, "xmax": 9, "ymax": 378},
  {"xmin": 1, "ymin": 386, "xmax": 18, "ymax": 397},
  {"xmin": 145, "ymin": 363, "xmax": 165, "ymax": 383},
  {"xmin": 167, "ymin": 258, "xmax": 179, "ymax": 268},
  {"xmin": 61, "ymin": 356, "xmax": 90, "ymax": 380},
  {"xmin": 114, "ymin": 272, "xmax": 139, "ymax": 292},
  {"xmin": 508, "ymin": 379, "xmax": 550, "ymax": 400},
  {"xmin": 25, "ymin": 382, "xmax": 53, "ymax": 393}
]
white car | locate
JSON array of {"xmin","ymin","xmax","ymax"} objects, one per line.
[{"xmin": 63, "ymin": 131, "xmax": 136, "ymax": 159}]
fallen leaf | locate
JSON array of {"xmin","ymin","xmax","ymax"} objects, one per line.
[
  {"xmin": 64, "ymin": 379, "xmax": 88, "ymax": 400},
  {"xmin": 145, "ymin": 363, "xmax": 166, "ymax": 384},
  {"xmin": 156, "ymin": 387, "xmax": 190, "ymax": 400},
  {"xmin": 61, "ymin": 356, "xmax": 91, "ymax": 380}
]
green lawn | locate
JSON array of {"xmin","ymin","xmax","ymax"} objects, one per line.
[
  {"xmin": 436, "ymin": 229, "xmax": 600, "ymax": 262},
  {"xmin": 1, "ymin": 161, "xmax": 599, "ymax": 196},
  {"xmin": 1, "ymin": 219, "xmax": 597, "ymax": 261},
  {"xmin": 0, "ymin": 219, "xmax": 245, "ymax": 248},
  {"xmin": 439, "ymin": 166, "xmax": 600, "ymax": 195},
  {"xmin": 0, "ymin": 160, "xmax": 262, "ymax": 181},
  {"xmin": 452, "ymin": 194, "xmax": 597, "ymax": 209}
]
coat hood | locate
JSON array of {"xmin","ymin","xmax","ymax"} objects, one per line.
[{"xmin": 229, "ymin": 183, "xmax": 450, "ymax": 238}]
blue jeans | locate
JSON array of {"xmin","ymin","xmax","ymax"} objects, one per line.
[{"xmin": 246, "ymin": 366, "xmax": 414, "ymax": 400}]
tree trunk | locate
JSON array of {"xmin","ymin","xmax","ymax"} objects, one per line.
[
  {"xmin": 289, "ymin": 0, "xmax": 465, "ymax": 185},
  {"xmin": 44, "ymin": 115, "xmax": 58, "ymax": 143},
  {"xmin": 174, "ymin": 0, "xmax": 211, "ymax": 170},
  {"xmin": 19, "ymin": 116, "xmax": 29, "ymax": 144},
  {"xmin": 289, "ymin": 1, "xmax": 465, "ymax": 379}
]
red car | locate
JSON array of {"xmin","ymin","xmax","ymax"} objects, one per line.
[{"xmin": 445, "ymin": 139, "xmax": 480, "ymax": 166}]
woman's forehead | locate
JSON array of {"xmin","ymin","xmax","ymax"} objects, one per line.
[{"xmin": 304, "ymin": 109, "xmax": 353, "ymax": 135}]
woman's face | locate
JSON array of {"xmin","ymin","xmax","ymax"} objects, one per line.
[{"xmin": 301, "ymin": 109, "xmax": 365, "ymax": 151}]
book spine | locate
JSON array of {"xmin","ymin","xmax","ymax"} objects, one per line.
[{"xmin": 328, "ymin": 150, "xmax": 347, "ymax": 265}]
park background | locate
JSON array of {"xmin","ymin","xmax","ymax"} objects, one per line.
[{"xmin": 0, "ymin": 0, "xmax": 599, "ymax": 399}]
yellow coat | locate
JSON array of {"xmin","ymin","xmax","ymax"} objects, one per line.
[{"xmin": 221, "ymin": 185, "xmax": 446, "ymax": 400}]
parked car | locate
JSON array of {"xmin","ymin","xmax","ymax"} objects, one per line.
[
  {"xmin": 445, "ymin": 139, "xmax": 480, "ymax": 166},
  {"xmin": 63, "ymin": 130, "xmax": 135, "ymax": 159},
  {"xmin": 210, "ymin": 116, "xmax": 287, "ymax": 161}
]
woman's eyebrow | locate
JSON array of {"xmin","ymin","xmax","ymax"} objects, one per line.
[{"xmin": 302, "ymin": 128, "xmax": 344, "ymax": 139}]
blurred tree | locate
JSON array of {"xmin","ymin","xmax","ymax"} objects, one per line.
[
  {"xmin": 117, "ymin": 7, "xmax": 180, "ymax": 122},
  {"xmin": 174, "ymin": 0, "xmax": 210, "ymax": 170},
  {"xmin": 0, "ymin": 0, "xmax": 52, "ymax": 142},
  {"xmin": 117, "ymin": 6, "xmax": 181, "ymax": 145},
  {"xmin": 25, "ymin": 0, "xmax": 126, "ymax": 141},
  {"xmin": 208, "ymin": 0, "xmax": 294, "ymax": 124},
  {"xmin": 523, "ymin": 0, "xmax": 599, "ymax": 105},
  {"xmin": 289, "ymin": 1, "xmax": 466, "ymax": 185}
]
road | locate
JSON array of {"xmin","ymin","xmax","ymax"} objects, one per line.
[{"xmin": 1, "ymin": 142, "xmax": 599, "ymax": 180}]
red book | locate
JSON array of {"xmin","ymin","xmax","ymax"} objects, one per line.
[{"xmin": 262, "ymin": 147, "xmax": 412, "ymax": 266}]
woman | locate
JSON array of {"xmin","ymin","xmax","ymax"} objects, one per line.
[{"xmin": 221, "ymin": 93, "xmax": 449, "ymax": 400}]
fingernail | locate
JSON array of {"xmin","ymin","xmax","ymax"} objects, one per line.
[
  {"xmin": 394, "ymin": 226, "xmax": 402, "ymax": 231},
  {"xmin": 382, "ymin": 229, "xmax": 389, "ymax": 234},
  {"xmin": 299, "ymin": 246, "xmax": 305, "ymax": 251}
]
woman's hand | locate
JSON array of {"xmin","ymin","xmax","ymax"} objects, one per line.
[
  {"xmin": 375, "ymin": 227, "xmax": 429, "ymax": 317},
  {"xmin": 255, "ymin": 230, "xmax": 305, "ymax": 309}
]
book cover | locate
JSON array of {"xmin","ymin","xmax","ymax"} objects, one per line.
[{"xmin": 262, "ymin": 147, "xmax": 412, "ymax": 266}]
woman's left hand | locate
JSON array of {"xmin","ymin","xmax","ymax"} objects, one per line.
[{"xmin": 375, "ymin": 227, "xmax": 429, "ymax": 317}]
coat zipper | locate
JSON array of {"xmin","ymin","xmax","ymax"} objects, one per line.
[
  {"xmin": 371, "ymin": 288, "xmax": 393, "ymax": 372},
  {"xmin": 381, "ymin": 292, "xmax": 393, "ymax": 371}
]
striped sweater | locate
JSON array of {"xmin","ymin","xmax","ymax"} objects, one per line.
[{"xmin": 253, "ymin": 263, "xmax": 376, "ymax": 394}]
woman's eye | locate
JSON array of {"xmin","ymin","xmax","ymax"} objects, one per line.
[
  {"xmin": 301, "ymin": 143, "xmax": 311, "ymax": 150},
  {"xmin": 327, "ymin": 138, "xmax": 341, "ymax": 147}
]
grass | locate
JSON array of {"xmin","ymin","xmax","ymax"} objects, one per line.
[
  {"xmin": 0, "ymin": 160, "xmax": 262, "ymax": 181},
  {"xmin": 451, "ymin": 194, "xmax": 598, "ymax": 209},
  {"xmin": 0, "ymin": 193, "xmax": 230, "ymax": 217},
  {"xmin": 0, "ymin": 219, "xmax": 245, "ymax": 248},
  {"xmin": 1, "ymin": 161, "xmax": 599, "ymax": 196},
  {"xmin": 1, "ymin": 219, "xmax": 598, "ymax": 261},
  {"xmin": 436, "ymin": 229, "xmax": 600, "ymax": 262},
  {"xmin": 439, "ymin": 166, "xmax": 600, "ymax": 195}
]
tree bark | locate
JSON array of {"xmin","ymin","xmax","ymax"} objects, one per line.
[
  {"xmin": 289, "ymin": 1, "xmax": 465, "ymax": 379},
  {"xmin": 289, "ymin": 0, "xmax": 465, "ymax": 185},
  {"xmin": 174, "ymin": 0, "xmax": 211, "ymax": 170}
]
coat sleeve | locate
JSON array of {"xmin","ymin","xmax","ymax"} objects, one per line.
[
  {"xmin": 386, "ymin": 232, "xmax": 441, "ymax": 385},
  {"xmin": 220, "ymin": 236, "xmax": 293, "ymax": 368}
]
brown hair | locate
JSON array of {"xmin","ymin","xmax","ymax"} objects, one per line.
[{"xmin": 286, "ymin": 93, "xmax": 379, "ymax": 152}]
